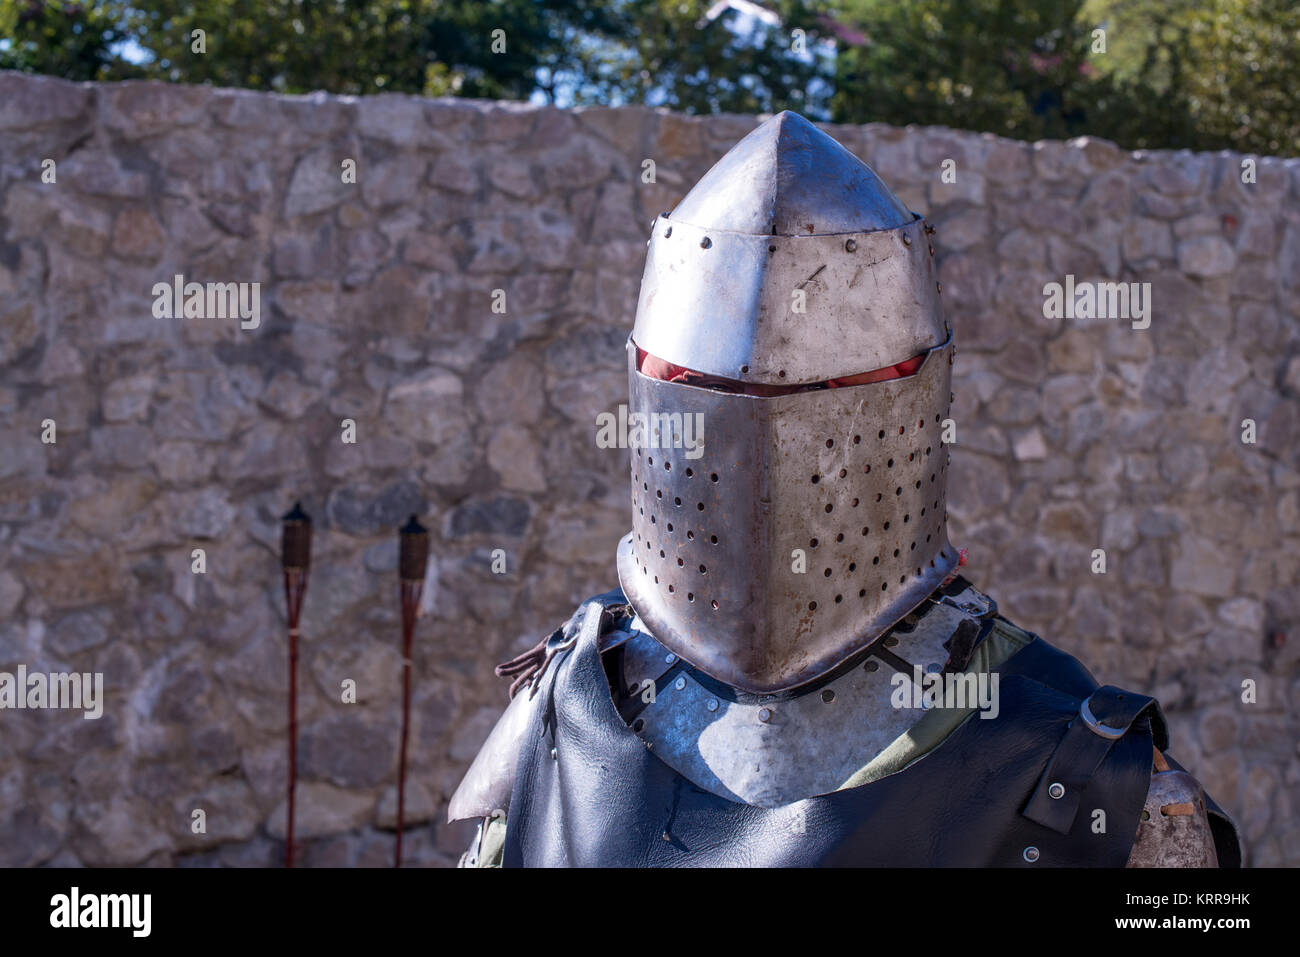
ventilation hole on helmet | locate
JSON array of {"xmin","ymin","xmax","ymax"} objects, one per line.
[
  {"xmin": 853, "ymin": 435, "xmax": 861, "ymax": 444},
  {"xmin": 908, "ymin": 453, "xmax": 915, "ymax": 461},
  {"xmin": 851, "ymin": 498, "xmax": 860, "ymax": 507},
  {"xmin": 697, "ymin": 502, "xmax": 705, "ymax": 511},
  {"xmin": 910, "ymin": 542, "xmax": 916, "ymax": 550},
  {"xmin": 875, "ymin": 493, "xmax": 883, "ymax": 503},
  {"xmin": 895, "ymin": 487, "xmax": 902, "ymax": 496},
  {"xmin": 878, "ymin": 429, "xmax": 886, "ymax": 439},
  {"xmin": 834, "ymin": 595, "xmax": 843, "ymax": 604},
  {"xmin": 810, "ymin": 538, "xmax": 819, "ymax": 548},
  {"xmin": 659, "ymin": 550, "xmax": 665, "ymax": 558},
  {"xmin": 915, "ymin": 568, "xmax": 922, "ymax": 576},
  {"xmin": 650, "ymin": 515, "xmax": 656, "ymax": 524},
  {"xmin": 825, "ymin": 504, "xmax": 833, "ymax": 513},
  {"xmin": 900, "ymin": 576, "xmax": 906, "ymax": 585},
  {"xmin": 637, "ymin": 449, "xmax": 642, "ymax": 457},
  {"xmin": 639, "ymin": 507, "xmax": 644, "ymax": 515},
  {"xmin": 916, "ymin": 481, "xmax": 922, "ymax": 489},
  {"xmin": 926, "ymin": 446, "xmax": 931, "ymax": 455},
  {"xmin": 940, "ymin": 550, "xmax": 947, "ymax": 558},
  {"xmin": 685, "ymin": 468, "xmax": 693, "ymax": 477},
  {"xmin": 864, "ymin": 464, "xmax": 872, "ymax": 474},
  {"xmin": 872, "ymin": 556, "xmax": 880, "ymax": 565},
  {"xmin": 643, "ymin": 483, "xmax": 648, "ymax": 491},
  {"xmin": 677, "ymin": 558, "xmax": 684, "ymax": 567},
  {"xmin": 664, "ymin": 461, "xmax": 671, "ymax": 471},
  {"xmin": 838, "ymin": 468, "xmax": 847, "ymax": 479},
  {"xmin": 930, "ymin": 474, "xmax": 936, "ymax": 482},
  {"xmin": 848, "ymin": 562, "xmax": 856, "ymax": 572},
  {"xmin": 893, "ymin": 549, "xmax": 900, "ymax": 557},
  {"xmin": 903, "ymin": 514, "xmax": 910, "ymax": 523},
  {"xmin": 648, "ymin": 457, "xmax": 653, "ymax": 466},
  {"xmin": 862, "ymin": 526, "xmax": 869, "ymax": 536},
  {"xmin": 699, "ymin": 564, "xmax": 707, "ymax": 574},
  {"xmin": 654, "ymin": 576, "xmax": 659, "ymax": 584},
  {"xmin": 918, "ymin": 419, "xmax": 925, "ymax": 429},
  {"xmin": 825, "ymin": 438, "xmax": 833, "ymax": 448},
  {"xmin": 887, "ymin": 458, "xmax": 894, "ymax": 468},
  {"xmin": 935, "ymin": 414, "xmax": 940, "ymax": 423},
  {"xmin": 709, "ymin": 535, "xmax": 718, "ymax": 544},
  {"xmin": 808, "ymin": 601, "xmax": 817, "ymax": 611},
  {"xmin": 687, "ymin": 592, "xmax": 695, "ymax": 602},
  {"xmin": 674, "ymin": 496, "xmax": 681, "ymax": 506},
  {"xmin": 882, "ymin": 582, "xmax": 888, "ymax": 591},
  {"xmin": 656, "ymin": 490, "xmax": 663, "ymax": 498},
  {"xmin": 899, "ymin": 426, "xmax": 905, "ymax": 435},
  {"xmin": 666, "ymin": 522, "xmax": 673, "ymax": 532},
  {"xmin": 823, "ymin": 568, "xmax": 832, "ymax": 577},
  {"xmin": 711, "ymin": 600, "xmax": 719, "ymax": 610},
  {"xmin": 920, "ymin": 508, "xmax": 926, "ymax": 516},
  {"xmin": 859, "ymin": 588, "xmax": 867, "ymax": 597},
  {"xmin": 710, "ymin": 473, "xmax": 719, "ymax": 482},
  {"xmin": 667, "ymin": 584, "xmax": 674, "ymax": 593},
  {"xmin": 883, "ymin": 521, "xmax": 890, "ymax": 530},
  {"xmin": 686, "ymin": 530, "xmax": 695, "ymax": 540},
  {"xmin": 836, "ymin": 533, "xmax": 845, "ymax": 543},
  {"xmin": 929, "ymin": 560, "xmax": 935, "ymax": 568},
  {"xmin": 811, "ymin": 474, "xmax": 820, "ymax": 484}
]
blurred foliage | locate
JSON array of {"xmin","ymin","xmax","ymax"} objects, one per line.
[
  {"xmin": 0, "ymin": 0, "xmax": 828, "ymax": 113},
  {"xmin": 1, "ymin": 0, "xmax": 1296, "ymax": 154},
  {"xmin": 832, "ymin": 0, "xmax": 1300, "ymax": 154}
]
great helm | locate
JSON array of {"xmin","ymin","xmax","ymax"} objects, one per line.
[{"xmin": 616, "ymin": 111, "xmax": 956, "ymax": 694}]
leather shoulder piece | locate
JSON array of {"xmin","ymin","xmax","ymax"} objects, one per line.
[
  {"xmin": 447, "ymin": 589, "xmax": 632, "ymax": 823},
  {"xmin": 1021, "ymin": 684, "xmax": 1167, "ymax": 835},
  {"xmin": 1127, "ymin": 748, "xmax": 1233, "ymax": 867},
  {"xmin": 447, "ymin": 685, "xmax": 538, "ymax": 822}
]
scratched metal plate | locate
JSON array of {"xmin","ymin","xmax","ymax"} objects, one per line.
[
  {"xmin": 633, "ymin": 216, "xmax": 945, "ymax": 386},
  {"xmin": 622, "ymin": 599, "xmax": 974, "ymax": 808}
]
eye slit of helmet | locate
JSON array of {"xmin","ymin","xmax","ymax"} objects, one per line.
[{"xmin": 634, "ymin": 346, "xmax": 930, "ymax": 395}]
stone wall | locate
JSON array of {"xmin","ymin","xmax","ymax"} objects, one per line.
[{"xmin": 0, "ymin": 71, "xmax": 1297, "ymax": 867}]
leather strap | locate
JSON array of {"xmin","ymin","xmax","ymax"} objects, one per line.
[{"xmin": 1022, "ymin": 685, "xmax": 1167, "ymax": 834}]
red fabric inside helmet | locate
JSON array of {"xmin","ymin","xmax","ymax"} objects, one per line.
[{"xmin": 637, "ymin": 347, "xmax": 927, "ymax": 395}]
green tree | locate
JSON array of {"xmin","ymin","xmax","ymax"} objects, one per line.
[
  {"xmin": 830, "ymin": 0, "xmax": 1299, "ymax": 155},
  {"xmin": 0, "ymin": 0, "xmax": 138, "ymax": 79},
  {"xmin": 0, "ymin": 0, "xmax": 832, "ymax": 116}
]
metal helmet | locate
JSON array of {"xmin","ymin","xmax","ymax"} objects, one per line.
[{"xmin": 616, "ymin": 111, "xmax": 956, "ymax": 694}]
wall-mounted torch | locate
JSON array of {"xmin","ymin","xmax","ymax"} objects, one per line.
[
  {"xmin": 280, "ymin": 502, "xmax": 312, "ymax": 868},
  {"xmin": 395, "ymin": 514, "xmax": 429, "ymax": 867}
]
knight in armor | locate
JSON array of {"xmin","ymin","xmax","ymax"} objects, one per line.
[{"xmin": 450, "ymin": 112, "xmax": 1242, "ymax": 868}]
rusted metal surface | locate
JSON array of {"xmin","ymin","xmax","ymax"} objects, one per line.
[
  {"xmin": 617, "ymin": 335, "xmax": 956, "ymax": 694},
  {"xmin": 1126, "ymin": 760, "xmax": 1221, "ymax": 868}
]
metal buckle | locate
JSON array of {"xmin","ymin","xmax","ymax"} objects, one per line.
[
  {"xmin": 1079, "ymin": 696, "xmax": 1127, "ymax": 740},
  {"xmin": 528, "ymin": 603, "xmax": 599, "ymax": 699}
]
